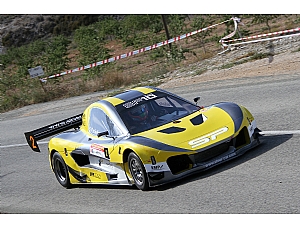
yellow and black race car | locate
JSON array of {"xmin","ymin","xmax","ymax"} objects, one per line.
[{"xmin": 25, "ymin": 86, "xmax": 261, "ymax": 190}]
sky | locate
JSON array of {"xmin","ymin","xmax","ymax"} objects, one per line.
[{"xmin": 1, "ymin": 0, "xmax": 298, "ymax": 14}]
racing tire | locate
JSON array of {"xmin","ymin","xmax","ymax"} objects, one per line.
[
  {"xmin": 128, "ymin": 152, "xmax": 149, "ymax": 191},
  {"xmin": 52, "ymin": 152, "xmax": 72, "ymax": 188}
]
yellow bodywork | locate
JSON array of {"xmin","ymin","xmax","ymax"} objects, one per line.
[{"xmin": 45, "ymin": 86, "xmax": 258, "ymax": 187}]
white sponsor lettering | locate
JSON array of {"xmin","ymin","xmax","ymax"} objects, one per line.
[
  {"xmin": 248, "ymin": 120, "xmax": 257, "ymax": 137},
  {"xmin": 204, "ymin": 152, "xmax": 236, "ymax": 168},
  {"xmin": 123, "ymin": 93, "xmax": 157, "ymax": 109},
  {"xmin": 189, "ymin": 127, "xmax": 229, "ymax": 148},
  {"xmin": 151, "ymin": 165, "xmax": 164, "ymax": 170},
  {"xmin": 145, "ymin": 162, "xmax": 170, "ymax": 172},
  {"xmin": 48, "ymin": 116, "xmax": 81, "ymax": 130}
]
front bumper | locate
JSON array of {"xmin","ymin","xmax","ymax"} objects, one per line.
[{"xmin": 147, "ymin": 133, "xmax": 260, "ymax": 187}]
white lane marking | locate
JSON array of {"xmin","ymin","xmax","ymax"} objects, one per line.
[
  {"xmin": 260, "ymin": 130, "xmax": 300, "ymax": 135},
  {"xmin": 0, "ymin": 141, "xmax": 49, "ymax": 149},
  {"xmin": 1, "ymin": 130, "xmax": 300, "ymax": 148}
]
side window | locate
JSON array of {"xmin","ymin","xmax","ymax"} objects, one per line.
[
  {"xmin": 89, "ymin": 108, "xmax": 122, "ymax": 137},
  {"xmin": 154, "ymin": 97, "xmax": 173, "ymax": 108},
  {"xmin": 168, "ymin": 97, "xmax": 197, "ymax": 113}
]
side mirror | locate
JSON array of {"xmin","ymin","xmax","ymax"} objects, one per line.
[
  {"xmin": 97, "ymin": 131, "xmax": 109, "ymax": 137},
  {"xmin": 193, "ymin": 96, "xmax": 201, "ymax": 104}
]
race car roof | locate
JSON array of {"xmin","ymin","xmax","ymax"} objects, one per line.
[{"xmin": 102, "ymin": 87, "xmax": 156, "ymax": 107}]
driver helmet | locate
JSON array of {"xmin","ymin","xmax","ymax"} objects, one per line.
[{"xmin": 128, "ymin": 104, "xmax": 148, "ymax": 122}]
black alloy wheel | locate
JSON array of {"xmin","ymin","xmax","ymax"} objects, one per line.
[
  {"xmin": 52, "ymin": 152, "xmax": 72, "ymax": 188},
  {"xmin": 128, "ymin": 152, "xmax": 149, "ymax": 191}
]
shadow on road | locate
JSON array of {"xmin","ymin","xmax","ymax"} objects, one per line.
[{"xmin": 71, "ymin": 183, "xmax": 138, "ymax": 190}]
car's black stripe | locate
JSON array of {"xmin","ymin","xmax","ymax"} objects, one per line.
[
  {"xmin": 114, "ymin": 90, "xmax": 145, "ymax": 101},
  {"xmin": 213, "ymin": 102, "xmax": 243, "ymax": 132},
  {"xmin": 126, "ymin": 136, "xmax": 190, "ymax": 152}
]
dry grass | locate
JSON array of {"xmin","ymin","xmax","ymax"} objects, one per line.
[
  {"xmin": 1, "ymin": 14, "xmax": 299, "ymax": 112},
  {"xmin": 38, "ymin": 15, "xmax": 300, "ymax": 91}
]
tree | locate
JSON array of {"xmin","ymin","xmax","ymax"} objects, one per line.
[
  {"xmin": 74, "ymin": 25, "xmax": 111, "ymax": 80},
  {"xmin": 190, "ymin": 15, "xmax": 214, "ymax": 53},
  {"xmin": 167, "ymin": 14, "xmax": 187, "ymax": 37},
  {"xmin": 41, "ymin": 35, "xmax": 70, "ymax": 76},
  {"xmin": 252, "ymin": 15, "xmax": 279, "ymax": 32},
  {"xmin": 117, "ymin": 15, "xmax": 162, "ymax": 47}
]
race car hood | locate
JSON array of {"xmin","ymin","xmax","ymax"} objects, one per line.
[{"xmin": 135, "ymin": 103, "xmax": 242, "ymax": 151}]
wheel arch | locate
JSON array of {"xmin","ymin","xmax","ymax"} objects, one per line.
[
  {"xmin": 49, "ymin": 149, "xmax": 58, "ymax": 170},
  {"xmin": 123, "ymin": 148, "xmax": 134, "ymax": 163}
]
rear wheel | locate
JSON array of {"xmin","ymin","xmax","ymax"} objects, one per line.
[
  {"xmin": 128, "ymin": 152, "xmax": 149, "ymax": 191},
  {"xmin": 52, "ymin": 152, "xmax": 71, "ymax": 188}
]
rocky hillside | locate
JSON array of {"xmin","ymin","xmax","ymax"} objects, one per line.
[
  {"xmin": 1, "ymin": 15, "xmax": 53, "ymax": 53},
  {"xmin": 1, "ymin": 14, "xmax": 299, "ymax": 54},
  {"xmin": 0, "ymin": 14, "xmax": 122, "ymax": 53},
  {"xmin": 1, "ymin": 14, "xmax": 299, "ymax": 113}
]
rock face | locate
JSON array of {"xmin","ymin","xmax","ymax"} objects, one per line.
[
  {"xmin": 0, "ymin": 14, "xmax": 108, "ymax": 53},
  {"xmin": 0, "ymin": 15, "xmax": 57, "ymax": 51}
]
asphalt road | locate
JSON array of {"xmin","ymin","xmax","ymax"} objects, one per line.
[{"xmin": 1, "ymin": 73, "xmax": 300, "ymax": 214}]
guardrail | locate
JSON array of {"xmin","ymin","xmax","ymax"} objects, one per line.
[
  {"xmin": 39, "ymin": 17, "xmax": 235, "ymax": 82},
  {"xmin": 37, "ymin": 17, "xmax": 300, "ymax": 82},
  {"xmin": 219, "ymin": 26, "xmax": 300, "ymax": 54}
]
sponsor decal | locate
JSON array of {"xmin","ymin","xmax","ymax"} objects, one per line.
[
  {"xmin": 90, "ymin": 172, "xmax": 101, "ymax": 179},
  {"xmin": 189, "ymin": 127, "xmax": 229, "ymax": 148},
  {"xmin": 48, "ymin": 115, "xmax": 82, "ymax": 130},
  {"xmin": 249, "ymin": 125, "xmax": 254, "ymax": 133},
  {"xmin": 123, "ymin": 93, "xmax": 157, "ymax": 109},
  {"xmin": 99, "ymin": 158, "xmax": 113, "ymax": 166},
  {"xmin": 90, "ymin": 144, "xmax": 110, "ymax": 159},
  {"xmin": 145, "ymin": 162, "xmax": 170, "ymax": 172},
  {"xmin": 151, "ymin": 165, "xmax": 164, "ymax": 170},
  {"xmin": 205, "ymin": 152, "xmax": 236, "ymax": 168},
  {"xmin": 248, "ymin": 120, "xmax": 256, "ymax": 137}
]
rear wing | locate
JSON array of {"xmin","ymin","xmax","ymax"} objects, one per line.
[{"xmin": 24, "ymin": 114, "xmax": 82, "ymax": 152}]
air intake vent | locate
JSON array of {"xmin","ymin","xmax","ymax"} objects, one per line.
[
  {"xmin": 190, "ymin": 114, "xmax": 203, "ymax": 125},
  {"xmin": 158, "ymin": 127, "xmax": 186, "ymax": 134},
  {"xmin": 167, "ymin": 155, "xmax": 192, "ymax": 174}
]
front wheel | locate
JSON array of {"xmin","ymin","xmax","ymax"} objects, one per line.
[
  {"xmin": 128, "ymin": 152, "xmax": 149, "ymax": 191},
  {"xmin": 52, "ymin": 152, "xmax": 72, "ymax": 188}
]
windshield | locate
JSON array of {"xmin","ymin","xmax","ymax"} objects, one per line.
[{"xmin": 118, "ymin": 93, "xmax": 199, "ymax": 134}]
